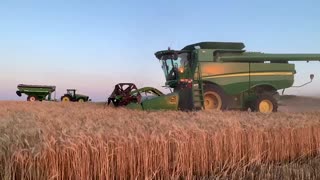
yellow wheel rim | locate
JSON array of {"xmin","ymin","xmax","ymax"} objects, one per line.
[
  {"xmin": 78, "ymin": 99, "xmax": 84, "ymax": 102},
  {"xmin": 259, "ymin": 100, "xmax": 273, "ymax": 113},
  {"xmin": 62, "ymin": 97, "xmax": 70, "ymax": 102},
  {"xmin": 204, "ymin": 92, "xmax": 222, "ymax": 110}
]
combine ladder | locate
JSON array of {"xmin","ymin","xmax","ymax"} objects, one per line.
[{"xmin": 192, "ymin": 65, "xmax": 205, "ymax": 110}]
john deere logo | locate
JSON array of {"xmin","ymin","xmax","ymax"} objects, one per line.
[{"xmin": 169, "ymin": 97, "xmax": 177, "ymax": 104}]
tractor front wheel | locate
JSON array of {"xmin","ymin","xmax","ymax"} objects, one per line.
[
  {"xmin": 253, "ymin": 94, "xmax": 278, "ymax": 113},
  {"xmin": 203, "ymin": 85, "xmax": 227, "ymax": 111},
  {"xmin": 61, "ymin": 96, "xmax": 71, "ymax": 102},
  {"xmin": 27, "ymin": 96, "xmax": 38, "ymax": 102},
  {"xmin": 77, "ymin": 98, "xmax": 85, "ymax": 102}
]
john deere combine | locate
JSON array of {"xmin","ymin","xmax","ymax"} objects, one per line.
[{"xmin": 109, "ymin": 42, "xmax": 320, "ymax": 113}]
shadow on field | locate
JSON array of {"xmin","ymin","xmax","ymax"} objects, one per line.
[{"xmin": 279, "ymin": 95, "xmax": 320, "ymax": 112}]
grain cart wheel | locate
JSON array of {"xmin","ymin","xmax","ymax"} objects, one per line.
[
  {"xmin": 254, "ymin": 94, "xmax": 278, "ymax": 113},
  {"xmin": 61, "ymin": 96, "xmax": 71, "ymax": 102},
  {"xmin": 77, "ymin": 98, "xmax": 85, "ymax": 102},
  {"xmin": 203, "ymin": 85, "xmax": 227, "ymax": 110},
  {"xmin": 27, "ymin": 96, "xmax": 37, "ymax": 102}
]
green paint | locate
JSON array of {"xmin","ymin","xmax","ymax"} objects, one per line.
[
  {"xmin": 155, "ymin": 41, "xmax": 320, "ymax": 110},
  {"xmin": 126, "ymin": 88, "xmax": 179, "ymax": 110},
  {"xmin": 16, "ymin": 84, "xmax": 56, "ymax": 101},
  {"xmin": 141, "ymin": 93, "xmax": 179, "ymax": 110}
]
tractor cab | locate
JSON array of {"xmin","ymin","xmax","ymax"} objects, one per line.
[{"xmin": 67, "ymin": 89, "xmax": 76, "ymax": 97}]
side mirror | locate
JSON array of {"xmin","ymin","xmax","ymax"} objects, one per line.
[
  {"xmin": 173, "ymin": 52, "xmax": 178, "ymax": 60},
  {"xmin": 310, "ymin": 74, "xmax": 314, "ymax": 81}
]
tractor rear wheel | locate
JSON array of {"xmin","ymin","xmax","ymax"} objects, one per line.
[
  {"xmin": 253, "ymin": 93, "xmax": 278, "ymax": 113},
  {"xmin": 61, "ymin": 96, "xmax": 71, "ymax": 102},
  {"xmin": 203, "ymin": 85, "xmax": 227, "ymax": 110},
  {"xmin": 27, "ymin": 96, "xmax": 37, "ymax": 102}
]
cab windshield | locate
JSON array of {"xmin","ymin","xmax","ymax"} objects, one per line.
[{"xmin": 160, "ymin": 52, "xmax": 189, "ymax": 80}]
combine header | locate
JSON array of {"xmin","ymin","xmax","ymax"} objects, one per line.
[
  {"xmin": 153, "ymin": 42, "xmax": 320, "ymax": 113},
  {"xmin": 107, "ymin": 83, "xmax": 177, "ymax": 110}
]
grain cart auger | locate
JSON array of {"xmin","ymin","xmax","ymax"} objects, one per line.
[
  {"xmin": 61, "ymin": 89, "xmax": 90, "ymax": 102},
  {"xmin": 154, "ymin": 41, "xmax": 320, "ymax": 113},
  {"xmin": 16, "ymin": 84, "xmax": 56, "ymax": 101},
  {"xmin": 107, "ymin": 83, "xmax": 178, "ymax": 110}
]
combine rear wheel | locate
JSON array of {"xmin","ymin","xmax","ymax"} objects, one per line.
[
  {"xmin": 253, "ymin": 94, "xmax": 278, "ymax": 113},
  {"xmin": 27, "ymin": 96, "xmax": 37, "ymax": 102},
  {"xmin": 203, "ymin": 85, "xmax": 227, "ymax": 110}
]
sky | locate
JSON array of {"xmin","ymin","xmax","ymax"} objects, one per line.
[{"xmin": 1, "ymin": 0, "xmax": 320, "ymax": 101}]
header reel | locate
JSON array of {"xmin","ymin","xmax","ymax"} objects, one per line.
[{"xmin": 107, "ymin": 83, "xmax": 142, "ymax": 107}]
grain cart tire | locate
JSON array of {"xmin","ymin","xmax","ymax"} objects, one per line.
[
  {"xmin": 203, "ymin": 85, "xmax": 227, "ymax": 110},
  {"xmin": 253, "ymin": 93, "xmax": 278, "ymax": 113},
  {"xmin": 27, "ymin": 96, "xmax": 37, "ymax": 102},
  {"xmin": 61, "ymin": 95, "xmax": 71, "ymax": 102},
  {"xmin": 77, "ymin": 98, "xmax": 85, "ymax": 102}
]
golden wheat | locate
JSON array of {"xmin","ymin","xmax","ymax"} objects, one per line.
[{"xmin": 1, "ymin": 101, "xmax": 320, "ymax": 179}]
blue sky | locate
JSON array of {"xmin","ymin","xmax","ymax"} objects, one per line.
[{"xmin": 1, "ymin": 0, "xmax": 320, "ymax": 101}]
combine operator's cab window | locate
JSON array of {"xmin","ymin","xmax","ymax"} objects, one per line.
[{"xmin": 160, "ymin": 52, "xmax": 190, "ymax": 81}]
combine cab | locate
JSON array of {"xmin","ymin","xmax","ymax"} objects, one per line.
[
  {"xmin": 16, "ymin": 84, "xmax": 56, "ymax": 101},
  {"xmin": 107, "ymin": 83, "xmax": 178, "ymax": 110},
  {"xmin": 61, "ymin": 89, "xmax": 90, "ymax": 102}
]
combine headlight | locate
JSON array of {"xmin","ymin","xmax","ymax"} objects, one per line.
[
  {"xmin": 178, "ymin": 67, "xmax": 184, "ymax": 73},
  {"xmin": 180, "ymin": 79, "xmax": 193, "ymax": 83}
]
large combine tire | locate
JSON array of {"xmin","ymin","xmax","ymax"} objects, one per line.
[
  {"xmin": 203, "ymin": 85, "xmax": 227, "ymax": 110},
  {"xmin": 253, "ymin": 93, "xmax": 278, "ymax": 113},
  {"xmin": 61, "ymin": 95, "xmax": 71, "ymax": 102},
  {"xmin": 27, "ymin": 96, "xmax": 37, "ymax": 102}
]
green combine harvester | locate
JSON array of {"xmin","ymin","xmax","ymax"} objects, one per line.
[
  {"xmin": 109, "ymin": 41, "xmax": 320, "ymax": 113},
  {"xmin": 16, "ymin": 84, "xmax": 90, "ymax": 102}
]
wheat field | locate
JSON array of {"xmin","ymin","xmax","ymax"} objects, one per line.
[{"xmin": 1, "ymin": 101, "xmax": 320, "ymax": 179}]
